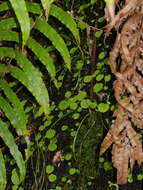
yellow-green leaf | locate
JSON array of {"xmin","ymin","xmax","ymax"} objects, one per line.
[
  {"xmin": 0, "ymin": 119, "xmax": 26, "ymax": 182},
  {"xmin": 9, "ymin": 0, "xmax": 30, "ymax": 47},
  {"xmin": 0, "ymin": 151, "xmax": 6, "ymax": 190}
]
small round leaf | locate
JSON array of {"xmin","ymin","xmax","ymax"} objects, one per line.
[
  {"xmin": 48, "ymin": 174, "xmax": 57, "ymax": 182},
  {"xmin": 45, "ymin": 129, "xmax": 56, "ymax": 139},
  {"xmin": 98, "ymin": 103, "xmax": 109, "ymax": 113}
]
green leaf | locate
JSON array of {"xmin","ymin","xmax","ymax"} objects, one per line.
[
  {"xmin": 96, "ymin": 74, "xmax": 104, "ymax": 81},
  {"xmin": 9, "ymin": 0, "xmax": 30, "ymax": 47},
  {"xmin": 98, "ymin": 52, "xmax": 106, "ymax": 59},
  {"xmin": 48, "ymin": 174, "xmax": 57, "ymax": 182},
  {"xmin": 137, "ymin": 174, "xmax": 143, "ymax": 181},
  {"xmin": 0, "ymin": 47, "xmax": 15, "ymax": 58},
  {"xmin": 0, "ymin": 17, "xmax": 18, "ymax": 30},
  {"xmin": 65, "ymin": 153, "xmax": 72, "ymax": 161},
  {"xmin": 0, "ymin": 1, "xmax": 9, "ymax": 11},
  {"xmin": 0, "ymin": 151, "xmax": 6, "ymax": 190},
  {"xmin": 10, "ymin": 52, "xmax": 50, "ymax": 115},
  {"xmin": 99, "ymin": 157, "xmax": 105, "ymax": 163},
  {"xmin": 77, "ymin": 91, "xmax": 87, "ymax": 100},
  {"xmin": 11, "ymin": 168, "xmax": 21, "ymax": 185},
  {"xmin": 48, "ymin": 143, "xmax": 57, "ymax": 151},
  {"xmin": 26, "ymin": 1, "xmax": 42, "ymax": 14},
  {"xmin": 69, "ymin": 168, "xmax": 76, "ymax": 175},
  {"xmin": 98, "ymin": 17, "xmax": 105, "ymax": 23},
  {"xmin": 103, "ymin": 161, "xmax": 112, "ymax": 171},
  {"xmin": 80, "ymin": 99, "xmax": 90, "ymax": 109},
  {"xmin": 40, "ymin": 0, "xmax": 54, "ymax": 21},
  {"xmin": 65, "ymin": 91, "xmax": 72, "ymax": 98},
  {"xmin": 78, "ymin": 21, "xmax": 86, "ymax": 30},
  {"xmin": 1, "ymin": 1, "xmax": 80, "ymax": 43},
  {"xmin": 0, "ymin": 31, "xmax": 56, "ymax": 79},
  {"xmin": 0, "ymin": 64, "xmax": 8, "ymax": 73},
  {"xmin": 70, "ymin": 102, "xmax": 78, "ymax": 110},
  {"xmin": 0, "ymin": 120, "xmax": 26, "ymax": 182},
  {"xmin": 35, "ymin": 18, "xmax": 71, "ymax": 70},
  {"xmin": 104, "ymin": 74, "xmax": 111, "ymax": 82},
  {"xmin": 46, "ymin": 165, "xmax": 54, "ymax": 174},
  {"xmin": 0, "ymin": 97, "xmax": 24, "ymax": 136},
  {"xmin": 58, "ymin": 100, "xmax": 69, "ymax": 110},
  {"xmin": 0, "ymin": 80, "xmax": 28, "ymax": 135},
  {"xmin": 61, "ymin": 125, "xmax": 68, "ymax": 131},
  {"xmin": 84, "ymin": 75, "xmax": 93, "ymax": 83},
  {"xmin": 93, "ymin": 83, "xmax": 103, "ymax": 93},
  {"xmin": 0, "ymin": 30, "xmax": 19, "ymax": 42},
  {"xmin": 98, "ymin": 103, "xmax": 110, "ymax": 113},
  {"xmin": 95, "ymin": 30, "xmax": 103, "ymax": 38},
  {"xmin": 50, "ymin": 4, "xmax": 80, "ymax": 43},
  {"xmin": 45, "ymin": 129, "xmax": 56, "ymax": 139},
  {"xmin": 72, "ymin": 113, "xmax": 80, "ymax": 119},
  {"xmin": 27, "ymin": 37, "xmax": 56, "ymax": 78}
]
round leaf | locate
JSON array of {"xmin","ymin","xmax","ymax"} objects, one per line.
[
  {"xmin": 96, "ymin": 74, "xmax": 104, "ymax": 81},
  {"xmin": 61, "ymin": 125, "xmax": 68, "ymax": 131},
  {"xmin": 72, "ymin": 113, "xmax": 80, "ymax": 120},
  {"xmin": 45, "ymin": 129, "xmax": 56, "ymax": 139},
  {"xmin": 70, "ymin": 102, "xmax": 78, "ymax": 110},
  {"xmin": 93, "ymin": 83, "xmax": 103, "ymax": 93},
  {"xmin": 46, "ymin": 165, "xmax": 54, "ymax": 174},
  {"xmin": 48, "ymin": 143, "xmax": 57, "ymax": 151},
  {"xmin": 48, "ymin": 174, "xmax": 57, "ymax": 182},
  {"xmin": 98, "ymin": 103, "xmax": 109, "ymax": 113},
  {"xmin": 69, "ymin": 168, "xmax": 76, "ymax": 175}
]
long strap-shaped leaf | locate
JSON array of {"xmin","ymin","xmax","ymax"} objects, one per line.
[
  {"xmin": 0, "ymin": 119, "xmax": 26, "ymax": 182},
  {"xmin": 0, "ymin": 151, "xmax": 6, "ymax": 190},
  {"xmin": 0, "ymin": 47, "xmax": 15, "ymax": 58},
  {"xmin": 26, "ymin": 37, "xmax": 56, "ymax": 78},
  {"xmin": 0, "ymin": 30, "xmax": 19, "ymax": 42},
  {"xmin": 0, "ymin": 17, "xmax": 71, "ymax": 70},
  {"xmin": 0, "ymin": 1, "xmax": 80, "ymax": 43},
  {"xmin": 35, "ymin": 18, "xmax": 71, "ymax": 70},
  {"xmin": 9, "ymin": 0, "xmax": 30, "ymax": 47},
  {"xmin": 0, "ymin": 80, "xmax": 28, "ymax": 136},
  {"xmin": 0, "ymin": 31, "xmax": 56, "ymax": 78},
  {"xmin": 0, "ymin": 17, "xmax": 18, "ymax": 30},
  {"xmin": 50, "ymin": 4, "xmax": 80, "ymax": 43},
  {"xmin": 0, "ymin": 46, "xmax": 50, "ymax": 115},
  {"xmin": 10, "ymin": 51, "xmax": 50, "ymax": 115},
  {"xmin": 0, "ymin": 96, "xmax": 25, "ymax": 136}
]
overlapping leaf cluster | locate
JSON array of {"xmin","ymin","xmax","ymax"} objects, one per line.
[{"xmin": 0, "ymin": 0, "xmax": 80, "ymax": 188}]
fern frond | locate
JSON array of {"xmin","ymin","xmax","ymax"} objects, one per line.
[
  {"xmin": 26, "ymin": 37, "xmax": 56, "ymax": 78},
  {"xmin": 0, "ymin": 1, "xmax": 80, "ymax": 43},
  {"xmin": 0, "ymin": 151, "xmax": 6, "ymax": 190},
  {"xmin": 0, "ymin": 31, "xmax": 56, "ymax": 78},
  {"xmin": 0, "ymin": 17, "xmax": 18, "ymax": 30},
  {"xmin": 10, "ymin": 51, "xmax": 50, "ymax": 115},
  {"xmin": 0, "ymin": 96, "xmax": 25, "ymax": 136},
  {"xmin": 0, "ymin": 119, "xmax": 26, "ymax": 182},
  {"xmin": 26, "ymin": 1, "xmax": 42, "ymax": 15},
  {"xmin": 0, "ymin": 1, "xmax": 9, "ymax": 12},
  {"xmin": 0, "ymin": 79, "xmax": 28, "ymax": 135},
  {"xmin": 50, "ymin": 4, "xmax": 80, "ymax": 43},
  {"xmin": 9, "ymin": 0, "xmax": 30, "ymax": 47},
  {"xmin": 0, "ymin": 30, "xmax": 19, "ymax": 42},
  {"xmin": 35, "ymin": 18, "xmax": 71, "ymax": 70}
]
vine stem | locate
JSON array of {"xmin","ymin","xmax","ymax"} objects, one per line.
[{"xmin": 72, "ymin": 113, "xmax": 89, "ymax": 161}]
